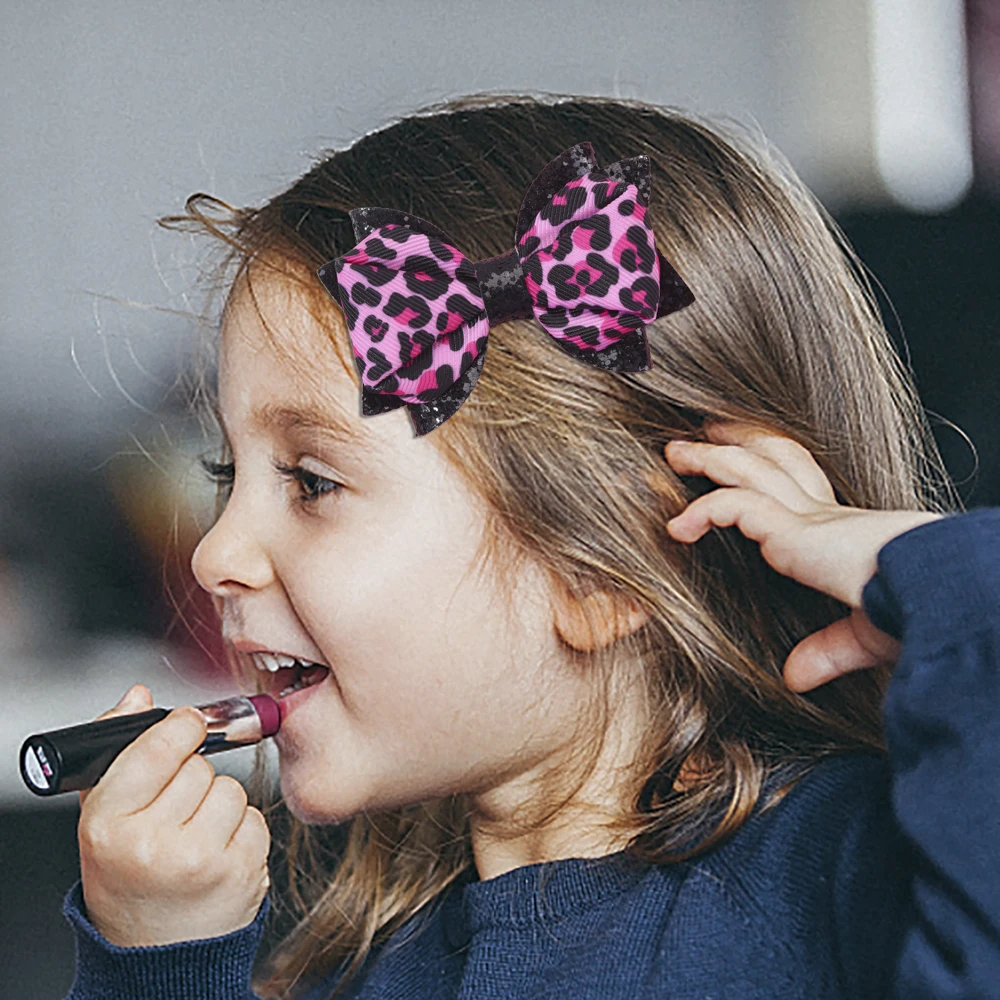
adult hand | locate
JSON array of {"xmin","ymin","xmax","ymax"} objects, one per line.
[{"xmin": 663, "ymin": 421, "xmax": 942, "ymax": 693}]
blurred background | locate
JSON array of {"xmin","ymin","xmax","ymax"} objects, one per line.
[{"xmin": 2, "ymin": 0, "xmax": 998, "ymax": 995}]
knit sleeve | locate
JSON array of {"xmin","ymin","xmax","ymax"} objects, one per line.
[
  {"xmin": 60, "ymin": 877, "xmax": 271, "ymax": 999},
  {"xmin": 857, "ymin": 506, "xmax": 1000, "ymax": 999}
]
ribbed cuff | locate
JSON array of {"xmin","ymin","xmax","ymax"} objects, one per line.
[
  {"xmin": 62, "ymin": 879, "xmax": 270, "ymax": 1000},
  {"xmin": 861, "ymin": 507, "xmax": 1000, "ymax": 651}
]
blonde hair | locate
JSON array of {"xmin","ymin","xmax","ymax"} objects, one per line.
[{"xmin": 158, "ymin": 91, "xmax": 963, "ymax": 998}]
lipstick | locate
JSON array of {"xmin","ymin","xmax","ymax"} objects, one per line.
[{"xmin": 18, "ymin": 693, "xmax": 281, "ymax": 797}]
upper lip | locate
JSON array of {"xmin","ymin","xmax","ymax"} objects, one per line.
[{"xmin": 227, "ymin": 637, "xmax": 327, "ymax": 665}]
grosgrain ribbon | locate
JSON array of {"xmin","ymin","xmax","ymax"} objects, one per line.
[
  {"xmin": 326, "ymin": 228, "xmax": 491, "ymax": 407},
  {"xmin": 317, "ymin": 141, "xmax": 695, "ymax": 436}
]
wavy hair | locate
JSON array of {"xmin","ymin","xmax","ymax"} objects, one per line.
[{"xmin": 157, "ymin": 91, "xmax": 963, "ymax": 998}]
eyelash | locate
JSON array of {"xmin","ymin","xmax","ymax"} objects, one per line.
[{"xmin": 199, "ymin": 457, "xmax": 343, "ymax": 507}]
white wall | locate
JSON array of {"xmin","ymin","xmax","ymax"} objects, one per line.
[{"xmin": 0, "ymin": 0, "xmax": 966, "ymax": 463}]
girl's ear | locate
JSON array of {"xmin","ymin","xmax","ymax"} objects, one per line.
[{"xmin": 551, "ymin": 587, "xmax": 650, "ymax": 652}]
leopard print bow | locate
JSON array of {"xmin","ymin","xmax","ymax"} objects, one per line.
[{"xmin": 316, "ymin": 141, "xmax": 695, "ymax": 436}]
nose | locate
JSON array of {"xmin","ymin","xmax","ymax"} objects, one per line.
[{"xmin": 190, "ymin": 486, "xmax": 276, "ymax": 597}]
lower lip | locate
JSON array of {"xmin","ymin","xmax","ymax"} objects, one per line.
[{"xmin": 275, "ymin": 670, "xmax": 330, "ymax": 728}]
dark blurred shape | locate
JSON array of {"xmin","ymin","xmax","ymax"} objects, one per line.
[
  {"xmin": 0, "ymin": 464, "xmax": 166, "ymax": 651},
  {"xmin": 104, "ymin": 447, "xmax": 231, "ymax": 685},
  {"xmin": 0, "ymin": 798, "xmax": 349, "ymax": 998},
  {"xmin": 0, "ymin": 804, "xmax": 80, "ymax": 998},
  {"xmin": 968, "ymin": 0, "xmax": 1000, "ymax": 197},
  {"xmin": 0, "ymin": 444, "xmax": 230, "ymax": 681},
  {"xmin": 837, "ymin": 192, "xmax": 1000, "ymax": 509}
]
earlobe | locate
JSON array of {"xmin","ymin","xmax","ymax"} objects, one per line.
[{"xmin": 552, "ymin": 588, "xmax": 651, "ymax": 652}]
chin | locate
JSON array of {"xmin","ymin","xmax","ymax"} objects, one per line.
[
  {"xmin": 278, "ymin": 768, "xmax": 373, "ymax": 826},
  {"xmin": 279, "ymin": 773, "xmax": 440, "ymax": 827},
  {"xmin": 281, "ymin": 788, "xmax": 358, "ymax": 826}
]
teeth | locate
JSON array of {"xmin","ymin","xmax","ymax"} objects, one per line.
[
  {"xmin": 259, "ymin": 653, "xmax": 281, "ymax": 673},
  {"xmin": 279, "ymin": 668, "xmax": 325, "ymax": 698},
  {"xmin": 251, "ymin": 652, "xmax": 292, "ymax": 672},
  {"xmin": 250, "ymin": 651, "xmax": 324, "ymax": 673}
]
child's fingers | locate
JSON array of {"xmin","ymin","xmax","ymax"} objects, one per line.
[
  {"xmin": 103, "ymin": 684, "xmax": 153, "ymax": 720},
  {"xmin": 664, "ymin": 486, "xmax": 840, "ymax": 601},
  {"xmin": 665, "ymin": 441, "xmax": 816, "ymax": 516},
  {"xmin": 666, "ymin": 487, "xmax": 795, "ymax": 559},
  {"xmin": 700, "ymin": 422, "xmax": 839, "ymax": 506},
  {"xmin": 81, "ymin": 706, "xmax": 207, "ymax": 817},
  {"xmin": 147, "ymin": 752, "xmax": 217, "ymax": 826},
  {"xmin": 183, "ymin": 773, "xmax": 252, "ymax": 853},
  {"xmin": 78, "ymin": 685, "xmax": 155, "ymax": 809},
  {"xmin": 782, "ymin": 611, "xmax": 898, "ymax": 692}
]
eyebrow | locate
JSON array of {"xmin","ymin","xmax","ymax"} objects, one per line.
[{"xmin": 216, "ymin": 399, "xmax": 372, "ymax": 453}]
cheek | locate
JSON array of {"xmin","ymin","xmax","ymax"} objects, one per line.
[
  {"xmin": 275, "ymin": 574, "xmax": 577, "ymax": 818},
  {"xmin": 314, "ymin": 562, "xmax": 539, "ymax": 753},
  {"xmin": 279, "ymin": 492, "xmax": 565, "ymax": 761},
  {"xmin": 294, "ymin": 500, "xmax": 502, "ymax": 689}
]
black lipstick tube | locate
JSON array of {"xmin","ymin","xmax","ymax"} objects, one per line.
[{"xmin": 19, "ymin": 693, "xmax": 281, "ymax": 797}]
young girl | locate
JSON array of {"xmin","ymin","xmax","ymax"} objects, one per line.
[{"xmin": 61, "ymin": 93, "xmax": 999, "ymax": 999}]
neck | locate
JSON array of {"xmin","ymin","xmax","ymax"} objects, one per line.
[{"xmin": 468, "ymin": 672, "xmax": 653, "ymax": 882}]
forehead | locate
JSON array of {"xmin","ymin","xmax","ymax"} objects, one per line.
[{"xmin": 216, "ymin": 265, "xmax": 370, "ymax": 449}]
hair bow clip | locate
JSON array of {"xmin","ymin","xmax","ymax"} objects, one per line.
[{"xmin": 316, "ymin": 141, "xmax": 695, "ymax": 436}]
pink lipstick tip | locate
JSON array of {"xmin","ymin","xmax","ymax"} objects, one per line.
[{"xmin": 248, "ymin": 693, "xmax": 281, "ymax": 738}]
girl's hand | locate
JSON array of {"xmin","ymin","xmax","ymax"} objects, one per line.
[
  {"xmin": 663, "ymin": 421, "xmax": 943, "ymax": 693},
  {"xmin": 76, "ymin": 684, "xmax": 271, "ymax": 948}
]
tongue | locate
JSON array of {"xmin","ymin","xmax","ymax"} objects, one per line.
[
  {"xmin": 275, "ymin": 663, "xmax": 330, "ymax": 699},
  {"xmin": 299, "ymin": 664, "xmax": 329, "ymax": 687}
]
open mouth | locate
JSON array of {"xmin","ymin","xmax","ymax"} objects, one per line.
[
  {"xmin": 276, "ymin": 662, "xmax": 330, "ymax": 699},
  {"xmin": 250, "ymin": 652, "xmax": 330, "ymax": 699}
]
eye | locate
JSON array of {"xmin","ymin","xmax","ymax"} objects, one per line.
[
  {"xmin": 198, "ymin": 456, "xmax": 343, "ymax": 507},
  {"xmin": 200, "ymin": 457, "xmax": 234, "ymax": 495},
  {"xmin": 273, "ymin": 461, "xmax": 343, "ymax": 505}
]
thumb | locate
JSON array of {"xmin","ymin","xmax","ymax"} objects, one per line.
[
  {"xmin": 782, "ymin": 613, "xmax": 896, "ymax": 693},
  {"xmin": 113, "ymin": 683, "xmax": 153, "ymax": 711},
  {"xmin": 101, "ymin": 683, "xmax": 154, "ymax": 719},
  {"xmin": 78, "ymin": 684, "xmax": 154, "ymax": 808}
]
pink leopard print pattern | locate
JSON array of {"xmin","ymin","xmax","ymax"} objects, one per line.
[
  {"xmin": 333, "ymin": 228, "xmax": 490, "ymax": 404},
  {"xmin": 516, "ymin": 170, "xmax": 661, "ymax": 350},
  {"xmin": 333, "ymin": 170, "xmax": 660, "ymax": 404}
]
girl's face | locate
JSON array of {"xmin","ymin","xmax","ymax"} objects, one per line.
[{"xmin": 190, "ymin": 270, "xmax": 598, "ymax": 827}]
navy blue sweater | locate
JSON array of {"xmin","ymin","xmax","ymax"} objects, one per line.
[{"xmin": 60, "ymin": 508, "xmax": 1000, "ymax": 999}]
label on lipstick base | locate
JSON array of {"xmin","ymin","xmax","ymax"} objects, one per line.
[{"xmin": 23, "ymin": 746, "xmax": 51, "ymax": 791}]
